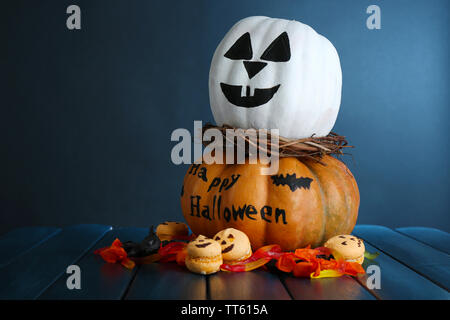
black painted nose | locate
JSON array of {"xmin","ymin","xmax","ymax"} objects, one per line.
[{"xmin": 243, "ymin": 61, "xmax": 267, "ymax": 79}]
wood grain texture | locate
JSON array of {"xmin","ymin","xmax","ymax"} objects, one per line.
[
  {"xmin": 125, "ymin": 262, "xmax": 207, "ymax": 300},
  {"xmin": 0, "ymin": 227, "xmax": 61, "ymax": 268},
  {"xmin": 39, "ymin": 227, "xmax": 148, "ymax": 300},
  {"xmin": 1, "ymin": 224, "xmax": 449, "ymax": 300},
  {"xmin": 396, "ymin": 227, "xmax": 450, "ymax": 255},
  {"xmin": 355, "ymin": 241, "xmax": 449, "ymax": 299},
  {"xmin": 209, "ymin": 270, "xmax": 291, "ymax": 300},
  {"xmin": 0, "ymin": 224, "xmax": 111, "ymax": 299},
  {"xmin": 282, "ymin": 274, "xmax": 375, "ymax": 300},
  {"xmin": 354, "ymin": 225, "xmax": 450, "ymax": 292}
]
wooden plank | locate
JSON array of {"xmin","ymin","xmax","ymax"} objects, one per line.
[
  {"xmin": 125, "ymin": 262, "xmax": 207, "ymax": 300},
  {"xmin": 0, "ymin": 224, "xmax": 111, "ymax": 299},
  {"xmin": 0, "ymin": 227, "xmax": 61, "ymax": 268},
  {"xmin": 282, "ymin": 274, "xmax": 375, "ymax": 300},
  {"xmin": 396, "ymin": 227, "xmax": 450, "ymax": 255},
  {"xmin": 354, "ymin": 225, "xmax": 450, "ymax": 292},
  {"xmin": 38, "ymin": 227, "xmax": 148, "ymax": 300},
  {"xmin": 209, "ymin": 270, "xmax": 291, "ymax": 300},
  {"xmin": 355, "ymin": 241, "xmax": 449, "ymax": 299}
]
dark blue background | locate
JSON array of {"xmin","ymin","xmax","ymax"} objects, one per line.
[{"xmin": 1, "ymin": 0, "xmax": 449, "ymax": 235}]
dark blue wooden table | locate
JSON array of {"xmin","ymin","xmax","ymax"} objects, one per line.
[{"xmin": 0, "ymin": 225, "xmax": 448, "ymax": 300}]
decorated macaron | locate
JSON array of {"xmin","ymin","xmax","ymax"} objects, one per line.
[
  {"xmin": 324, "ymin": 235, "xmax": 365, "ymax": 264},
  {"xmin": 213, "ymin": 228, "xmax": 252, "ymax": 263},
  {"xmin": 185, "ymin": 235, "xmax": 223, "ymax": 275},
  {"xmin": 156, "ymin": 221, "xmax": 189, "ymax": 241}
]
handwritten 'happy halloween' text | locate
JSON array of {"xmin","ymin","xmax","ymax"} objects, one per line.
[
  {"xmin": 189, "ymin": 195, "xmax": 287, "ymax": 224},
  {"xmin": 186, "ymin": 164, "xmax": 288, "ymax": 224},
  {"xmin": 188, "ymin": 164, "xmax": 241, "ymax": 192}
]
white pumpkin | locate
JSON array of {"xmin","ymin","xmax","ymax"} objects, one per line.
[{"xmin": 209, "ymin": 16, "xmax": 342, "ymax": 139}]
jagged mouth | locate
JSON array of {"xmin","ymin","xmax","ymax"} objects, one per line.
[
  {"xmin": 220, "ymin": 83, "xmax": 280, "ymax": 108},
  {"xmin": 222, "ymin": 244, "xmax": 234, "ymax": 253}
]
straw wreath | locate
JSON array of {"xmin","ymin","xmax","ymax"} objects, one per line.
[{"xmin": 201, "ymin": 123, "xmax": 353, "ymax": 165}]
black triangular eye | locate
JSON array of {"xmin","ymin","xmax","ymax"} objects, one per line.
[
  {"xmin": 260, "ymin": 32, "xmax": 291, "ymax": 62},
  {"xmin": 224, "ymin": 32, "xmax": 252, "ymax": 60}
]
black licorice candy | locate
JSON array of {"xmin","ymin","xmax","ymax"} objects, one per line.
[{"xmin": 123, "ymin": 226, "xmax": 161, "ymax": 258}]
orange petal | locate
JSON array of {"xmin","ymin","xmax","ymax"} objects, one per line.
[
  {"xmin": 293, "ymin": 262, "xmax": 314, "ymax": 277},
  {"xmin": 343, "ymin": 261, "xmax": 365, "ymax": 276},
  {"xmin": 276, "ymin": 254, "xmax": 297, "ymax": 273},
  {"xmin": 100, "ymin": 249, "xmax": 120, "ymax": 263},
  {"xmin": 294, "ymin": 247, "xmax": 319, "ymax": 262}
]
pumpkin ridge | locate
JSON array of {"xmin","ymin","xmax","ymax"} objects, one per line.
[
  {"xmin": 306, "ymin": 156, "xmax": 359, "ymax": 238},
  {"xmin": 308, "ymin": 157, "xmax": 347, "ymax": 235},
  {"xmin": 300, "ymin": 158, "xmax": 328, "ymax": 247},
  {"xmin": 324, "ymin": 156, "xmax": 357, "ymax": 233},
  {"xmin": 330, "ymin": 158, "xmax": 353, "ymax": 232}
]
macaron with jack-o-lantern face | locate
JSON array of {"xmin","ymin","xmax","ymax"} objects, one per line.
[
  {"xmin": 213, "ymin": 228, "xmax": 252, "ymax": 263},
  {"xmin": 324, "ymin": 234, "xmax": 365, "ymax": 264},
  {"xmin": 185, "ymin": 235, "xmax": 223, "ymax": 275}
]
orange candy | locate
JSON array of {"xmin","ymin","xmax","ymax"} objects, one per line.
[
  {"xmin": 94, "ymin": 238, "xmax": 135, "ymax": 269},
  {"xmin": 94, "ymin": 237, "xmax": 366, "ymax": 277},
  {"xmin": 275, "ymin": 253, "xmax": 298, "ymax": 273},
  {"xmin": 293, "ymin": 262, "xmax": 316, "ymax": 277},
  {"xmin": 222, "ymin": 244, "xmax": 365, "ymax": 278}
]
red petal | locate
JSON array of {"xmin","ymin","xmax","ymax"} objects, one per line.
[
  {"xmin": 220, "ymin": 264, "xmax": 246, "ymax": 272},
  {"xmin": 159, "ymin": 242, "xmax": 187, "ymax": 257},
  {"xmin": 176, "ymin": 249, "xmax": 187, "ymax": 266},
  {"xmin": 111, "ymin": 238, "xmax": 123, "ymax": 247}
]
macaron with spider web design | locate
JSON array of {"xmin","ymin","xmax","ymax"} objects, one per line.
[
  {"xmin": 213, "ymin": 228, "xmax": 252, "ymax": 263},
  {"xmin": 185, "ymin": 235, "xmax": 223, "ymax": 275},
  {"xmin": 324, "ymin": 234, "xmax": 365, "ymax": 264}
]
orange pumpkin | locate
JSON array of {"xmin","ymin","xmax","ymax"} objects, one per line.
[{"xmin": 180, "ymin": 155, "xmax": 359, "ymax": 251}]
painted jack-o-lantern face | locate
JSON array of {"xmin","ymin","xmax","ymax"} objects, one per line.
[
  {"xmin": 220, "ymin": 31, "xmax": 290, "ymax": 108},
  {"xmin": 190, "ymin": 235, "xmax": 217, "ymax": 249},
  {"xmin": 213, "ymin": 228, "xmax": 252, "ymax": 262},
  {"xmin": 324, "ymin": 235, "xmax": 365, "ymax": 264},
  {"xmin": 209, "ymin": 16, "xmax": 342, "ymax": 139},
  {"xmin": 185, "ymin": 235, "xmax": 223, "ymax": 275}
]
